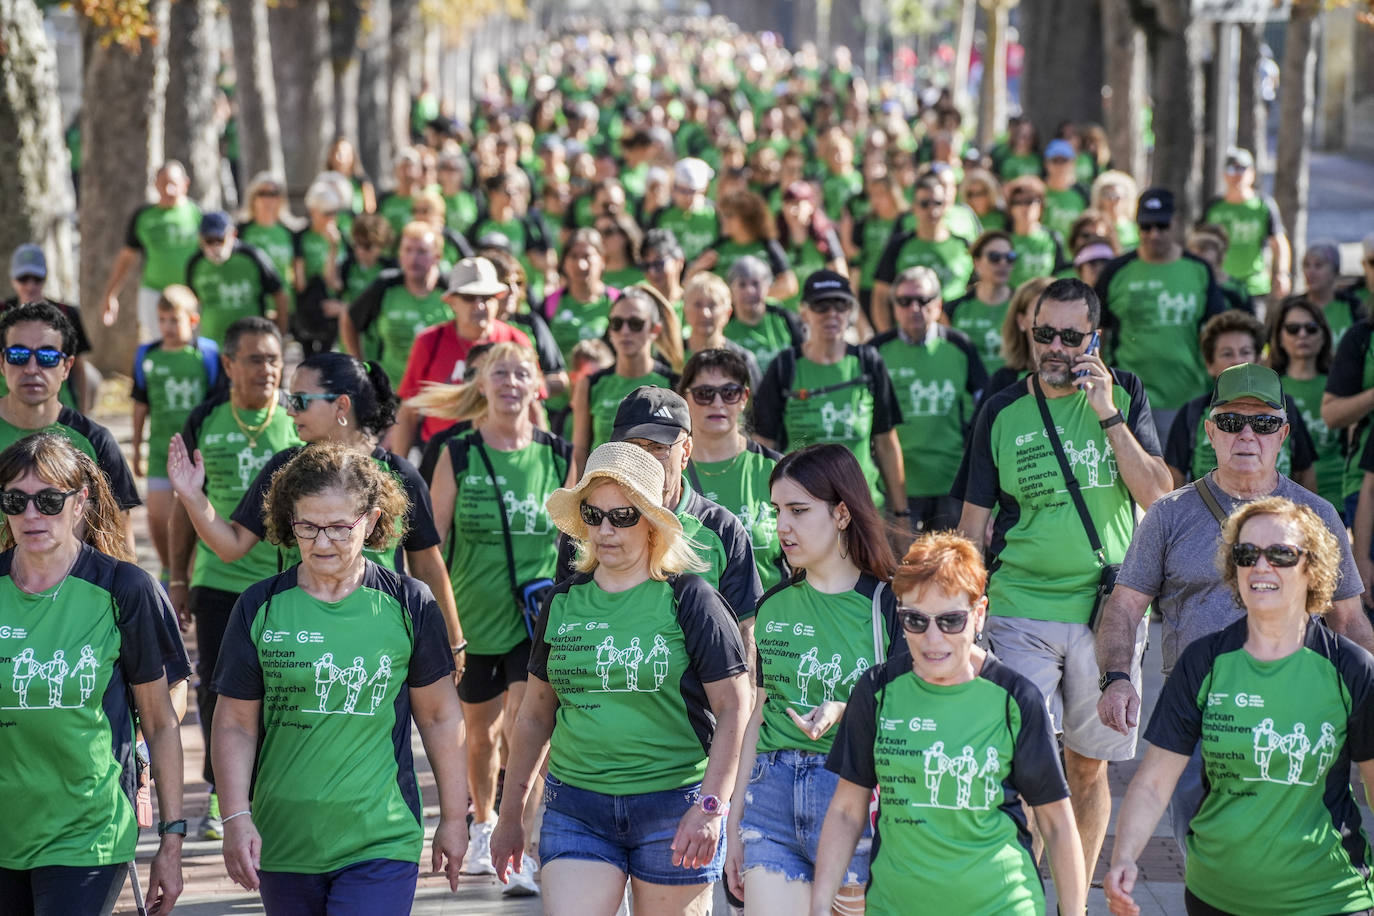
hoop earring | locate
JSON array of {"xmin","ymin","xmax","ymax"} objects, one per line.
[
  {"xmin": 338, "ymin": 416, "xmax": 348, "ymax": 427},
  {"xmin": 837, "ymin": 530, "xmax": 849, "ymax": 560}
]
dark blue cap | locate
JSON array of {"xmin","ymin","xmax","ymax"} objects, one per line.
[{"xmin": 199, "ymin": 211, "xmax": 232, "ymax": 239}]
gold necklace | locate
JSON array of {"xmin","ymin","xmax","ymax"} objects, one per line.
[
  {"xmin": 230, "ymin": 396, "xmax": 277, "ymax": 448},
  {"xmin": 692, "ymin": 450, "xmax": 745, "ymax": 477}
]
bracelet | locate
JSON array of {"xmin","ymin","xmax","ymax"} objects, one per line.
[
  {"xmin": 451, "ymin": 641, "xmax": 468, "ymax": 656},
  {"xmin": 222, "ymin": 809, "xmax": 252, "ymax": 824},
  {"xmin": 168, "ymin": 580, "xmax": 188, "ymax": 588},
  {"xmin": 892, "ymin": 509, "xmax": 911, "ymax": 517}
]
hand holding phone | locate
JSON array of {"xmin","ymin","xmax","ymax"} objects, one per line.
[{"xmin": 1074, "ymin": 330, "xmax": 1100, "ymax": 380}]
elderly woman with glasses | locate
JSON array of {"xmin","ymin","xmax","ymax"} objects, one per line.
[
  {"xmin": 812, "ymin": 531, "xmax": 1085, "ymax": 916},
  {"xmin": 489, "ymin": 442, "xmax": 751, "ymax": 914},
  {"xmin": 1107, "ymin": 496, "xmax": 1374, "ymax": 916},
  {"xmin": 212, "ymin": 443, "xmax": 468, "ymax": 915}
]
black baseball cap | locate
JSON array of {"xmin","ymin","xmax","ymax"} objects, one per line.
[
  {"xmin": 611, "ymin": 386, "xmax": 691, "ymax": 444},
  {"xmin": 802, "ymin": 269, "xmax": 857, "ymax": 306},
  {"xmin": 1136, "ymin": 188, "xmax": 1175, "ymax": 227}
]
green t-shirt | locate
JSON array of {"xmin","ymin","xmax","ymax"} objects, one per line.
[
  {"xmin": 546, "ymin": 290, "xmax": 613, "ymax": 362},
  {"xmin": 1203, "ymin": 196, "xmax": 1279, "ymax": 297},
  {"xmin": 1147, "ymin": 620, "xmax": 1374, "ymax": 916},
  {"xmin": 238, "ymin": 221, "xmax": 296, "ymax": 300},
  {"xmin": 723, "ymin": 305, "xmax": 799, "ymax": 373},
  {"xmin": 297, "ymin": 229, "xmax": 335, "ymax": 285},
  {"xmin": 782, "ymin": 237, "xmax": 832, "ymax": 310},
  {"xmin": 996, "ymin": 153, "xmax": 1041, "ymax": 181},
  {"xmin": 1007, "ymin": 229, "xmax": 1060, "ymax": 288},
  {"xmin": 378, "ymin": 192, "xmax": 414, "ymax": 237},
  {"xmin": 586, "ymin": 364, "xmax": 677, "ymax": 449},
  {"xmin": 186, "ymin": 243, "xmax": 283, "ymax": 345},
  {"xmin": 754, "ymin": 576, "xmax": 898, "ymax": 755},
  {"xmin": 1043, "ymin": 186, "xmax": 1088, "ymax": 241},
  {"xmin": 0, "ymin": 408, "xmax": 141, "ymax": 509},
  {"xmin": 1101, "ymin": 253, "xmax": 1220, "ymax": 410},
  {"xmin": 828, "ymin": 655, "xmax": 1069, "ymax": 916},
  {"xmin": 212, "ymin": 563, "xmax": 454, "ymax": 873},
  {"xmin": 944, "ymin": 204, "xmax": 983, "ymax": 246},
  {"xmin": 854, "ymin": 214, "xmax": 898, "ymax": 291},
  {"xmin": 876, "ymin": 328, "xmax": 985, "ymax": 497},
  {"xmin": 0, "ymin": 547, "xmax": 179, "ymax": 870},
  {"xmin": 964, "ymin": 376, "xmax": 1156, "ymax": 623},
  {"xmin": 443, "ymin": 432, "xmax": 570, "ymax": 655},
  {"xmin": 603, "ymin": 266, "xmax": 644, "ymax": 290},
  {"xmin": 1324, "ymin": 299, "xmax": 1360, "ymax": 351},
  {"xmin": 354, "ymin": 279, "xmax": 450, "ymax": 386},
  {"xmin": 183, "ymin": 395, "xmax": 302, "ymax": 592},
  {"xmin": 945, "ymin": 293, "xmax": 1012, "ymax": 374},
  {"xmin": 710, "ymin": 238, "xmax": 786, "ymax": 286},
  {"xmin": 444, "ymin": 191, "xmax": 479, "ymax": 235},
  {"xmin": 821, "ymin": 172, "xmax": 862, "ymax": 221},
  {"xmin": 132, "ymin": 339, "xmax": 218, "ymax": 478},
  {"xmin": 530, "ymin": 574, "xmax": 747, "ymax": 794},
  {"xmin": 876, "ymin": 233, "xmax": 974, "ymax": 302},
  {"xmin": 1284, "ymin": 374, "xmax": 1343, "ymax": 507},
  {"xmin": 652, "ymin": 204, "xmax": 719, "ymax": 264},
  {"xmin": 125, "ymin": 200, "xmax": 203, "ymax": 291},
  {"xmin": 686, "ymin": 445, "xmax": 782, "ymax": 593}
]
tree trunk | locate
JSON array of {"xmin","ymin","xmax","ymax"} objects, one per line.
[
  {"xmin": 0, "ymin": 0, "xmax": 78, "ymax": 301},
  {"xmin": 79, "ymin": 0, "xmax": 169, "ymax": 374},
  {"xmin": 165, "ymin": 0, "xmax": 221, "ymax": 209},
  {"xmin": 1235, "ymin": 21, "xmax": 1265, "ymax": 164},
  {"xmin": 357, "ymin": 0, "xmax": 392, "ymax": 184},
  {"xmin": 389, "ymin": 0, "xmax": 420, "ymax": 167},
  {"xmin": 952, "ymin": 0, "xmax": 977, "ymax": 113},
  {"xmin": 1019, "ymin": 0, "xmax": 1104, "ymax": 139},
  {"xmin": 977, "ymin": 2, "xmax": 1010, "ymax": 149},
  {"xmin": 1101, "ymin": 0, "xmax": 1146, "ymax": 177},
  {"xmin": 227, "ymin": 0, "xmax": 284, "ymax": 188},
  {"xmin": 330, "ymin": 0, "xmax": 363, "ymax": 148},
  {"xmin": 1145, "ymin": 0, "xmax": 1205, "ymax": 226},
  {"xmin": 269, "ymin": 0, "xmax": 333, "ymax": 205},
  {"xmin": 1274, "ymin": 0, "xmax": 1317, "ymax": 276}
]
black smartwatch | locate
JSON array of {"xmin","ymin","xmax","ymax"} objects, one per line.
[
  {"xmin": 157, "ymin": 819, "xmax": 187, "ymax": 837},
  {"xmin": 1099, "ymin": 411, "xmax": 1125, "ymax": 430},
  {"xmin": 1099, "ymin": 670, "xmax": 1131, "ymax": 692}
]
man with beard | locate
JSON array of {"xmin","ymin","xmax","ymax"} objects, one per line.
[{"xmin": 957, "ymin": 277, "xmax": 1171, "ymax": 891}]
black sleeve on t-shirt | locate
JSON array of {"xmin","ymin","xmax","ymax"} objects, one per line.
[
  {"xmin": 750, "ymin": 347, "xmax": 793, "ymax": 444},
  {"xmin": 691, "ymin": 492, "xmax": 763, "ymax": 621},
  {"xmin": 211, "ymin": 573, "xmax": 287, "ymax": 701},
  {"xmin": 103, "ymin": 553, "xmax": 185, "ymax": 686},
  {"xmin": 527, "ymin": 573, "xmax": 588, "ymax": 681},
  {"xmin": 387, "ymin": 566, "xmax": 456, "ymax": 688},
  {"xmin": 389, "ymin": 450, "xmax": 442, "ymax": 552},
  {"xmin": 857, "ymin": 345, "xmax": 903, "ymax": 434},
  {"xmin": 1145, "ymin": 620, "xmax": 1246, "ymax": 755},
  {"xmin": 958, "ymin": 385, "xmax": 1018, "ymax": 507},
  {"xmin": 511, "ymin": 309, "xmax": 567, "ymax": 374},
  {"xmin": 1164, "ymin": 396, "xmax": 1206, "ymax": 475},
  {"xmin": 945, "ymin": 326, "xmax": 989, "ymax": 397},
  {"xmin": 1182, "ymin": 251, "xmax": 1226, "ymax": 324},
  {"xmin": 239, "ymin": 242, "xmax": 284, "ymax": 295},
  {"xmin": 1117, "ymin": 368, "xmax": 1164, "ymax": 457},
  {"xmin": 124, "ymin": 205, "xmax": 152, "ymax": 251},
  {"xmin": 824, "ymin": 657, "xmax": 891, "ymax": 789},
  {"xmin": 1263, "ymin": 195, "xmax": 1285, "ymax": 239},
  {"xmin": 873, "ymin": 230, "xmax": 911, "ymax": 285},
  {"xmin": 60, "ymin": 408, "xmax": 142, "ymax": 510},
  {"xmin": 672, "ymin": 574, "xmax": 749, "ymax": 683},
  {"xmin": 153, "ymin": 585, "xmax": 193, "ymax": 684},
  {"xmin": 762, "ymin": 239, "xmax": 791, "ymax": 277},
  {"xmin": 1333, "ymin": 631, "xmax": 1374, "ymax": 762},
  {"xmin": 524, "ymin": 212, "xmax": 552, "ymax": 253},
  {"xmin": 1327, "ymin": 322, "xmax": 1374, "ymax": 397},
  {"xmin": 983, "ymin": 657, "xmax": 1071, "ymax": 806},
  {"xmin": 230, "ymin": 447, "xmax": 298, "ymax": 537},
  {"xmin": 348, "ymin": 269, "xmax": 404, "ymax": 336},
  {"xmin": 1284, "ymin": 394, "xmax": 1317, "ymax": 473}
]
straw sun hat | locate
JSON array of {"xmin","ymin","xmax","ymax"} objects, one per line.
[{"xmin": 545, "ymin": 442, "xmax": 682, "ymax": 540}]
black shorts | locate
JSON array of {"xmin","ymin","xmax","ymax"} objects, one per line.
[{"xmin": 457, "ymin": 640, "xmax": 532, "ymax": 704}]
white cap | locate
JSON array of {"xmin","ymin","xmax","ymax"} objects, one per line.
[{"xmin": 673, "ymin": 158, "xmax": 713, "ymax": 192}]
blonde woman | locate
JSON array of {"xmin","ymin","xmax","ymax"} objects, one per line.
[
  {"xmin": 490, "ymin": 442, "xmax": 752, "ymax": 914},
  {"xmin": 1091, "ymin": 170, "xmax": 1140, "ymax": 252}
]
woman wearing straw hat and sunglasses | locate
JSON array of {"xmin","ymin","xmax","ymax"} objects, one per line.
[{"xmin": 489, "ymin": 442, "xmax": 751, "ymax": 914}]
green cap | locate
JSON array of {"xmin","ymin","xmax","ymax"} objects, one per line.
[{"xmin": 1210, "ymin": 363, "xmax": 1283, "ymax": 410}]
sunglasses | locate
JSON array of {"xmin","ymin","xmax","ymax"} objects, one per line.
[
  {"xmin": 898, "ymin": 607, "xmax": 972, "ymax": 634},
  {"xmin": 1231, "ymin": 542, "xmax": 1304, "ymax": 568},
  {"xmin": 0, "ymin": 487, "xmax": 80, "ymax": 516},
  {"xmin": 291, "ymin": 512, "xmax": 369, "ymax": 542},
  {"xmin": 285, "ymin": 392, "xmax": 342, "ymax": 412},
  {"xmin": 983, "ymin": 251, "xmax": 1018, "ymax": 265},
  {"xmin": 1031, "ymin": 325, "xmax": 1091, "ymax": 347},
  {"xmin": 892, "ymin": 294, "xmax": 939, "ymax": 310},
  {"xmin": 4, "ymin": 346, "xmax": 66, "ymax": 368},
  {"xmin": 1283, "ymin": 321, "xmax": 1321, "ymax": 337},
  {"xmin": 1211, "ymin": 412, "xmax": 1284, "ymax": 435},
  {"xmin": 687, "ymin": 383, "xmax": 746, "ymax": 405},
  {"xmin": 1010, "ymin": 197, "xmax": 1043, "ymax": 207},
  {"xmin": 1139, "ymin": 222, "xmax": 1173, "ymax": 233},
  {"xmin": 608, "ymin": 316, "xmax": 647, "ymax": 333},
  {"xmin": 13, "ymin": 275, "xmax": 43, "ymax": 285},
  {"xmin": 580, "ymin": 502, "xmax": 642, "ymax": 528},
  {"xmin": 915, "ymin": 198, "xmax": 946, "ymax": 209},
  {"xmin": 806, "ymin": 298, "xmax": 854, "ymax": 315}
]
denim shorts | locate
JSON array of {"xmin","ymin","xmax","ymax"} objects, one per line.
[
  {"xmin": 739, "ymin": 748, "xmax": 871, "ymax": 886},
  {"xmin": 539, "ymin": 773, "xmax": 725, "ymax": 886}
]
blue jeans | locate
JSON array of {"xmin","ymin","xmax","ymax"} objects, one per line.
[
  {"xmin": 739, "ymin": 748, "xmax": 871, "ymax": 885},
  {"xmin": 539, "ymin": 773, "xmax": 725, "ymax": 885},
  {"xmin": 0, "ymin": 863, "xmax": 125, "ymax": 916},
  {"xmin": 258, "ymin": 858, "xmax": 418, "ymax": 916}
]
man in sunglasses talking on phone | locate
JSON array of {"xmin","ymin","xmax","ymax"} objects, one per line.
[{"xmin": 1096, "ymin": 362, "xmax": 1372, "ymax": 854}]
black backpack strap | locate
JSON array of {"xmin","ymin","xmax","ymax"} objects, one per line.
[
  {"xmin": 442, "ymin": 435, "xmax": 475, "ymax": 567},
  {"xmin": 471, "ymin": 437, "xmax": 521, "ymax": 602},
  {"xmin": 1032, "ymin": 375, "xmax": 1105, "ymax": 566},
  {"xmin": 1192, "ymin": 475, "xmax": 1229, "ymax": 525},
  {"xmin": 685, "ymin": 460, "xmax": 705, "ymax": 494}
]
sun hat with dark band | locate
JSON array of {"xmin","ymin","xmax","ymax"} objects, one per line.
[{"xmin": 545, "ymin": 442, "xmax": 682, "ymax": 540}]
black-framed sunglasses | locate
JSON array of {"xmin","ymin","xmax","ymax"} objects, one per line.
[
  {"xmin": 892, "ymin": 294, "xmax": 939, "ymax": 310},
  {"xmin": 1282, "ymin": 321, "xmax": 1320, "ymax": 337},
  {"xmin": 4, "ymin": 346, "xmax": 66, "ymax": 368},
  {"xmin": 687, "ymin": 383, "xmax": 746, "ymax": 405},
  {"xmin": 291, "ymin": 512, "xmax": 369, "ymax": 542},
  {"xmin": 1211, "ymin": 412, "xmax": 1284, "ymax": 435},
  {"xmin": 1231, "ymin": 542, "xmax": 1305, "ymax": 568},
  {"xmin": 898, "ymin": 607, "xmax": 972, "ymax": 635},
  {"xmin": 805, "ymin": 298, "xmax": 854, "ymax": 315},
  {"xmin": 1139, "ymin": 222, "xmax": 1173, "ymax": 233},
  {"xmin": 983, "ymin": 251, "xmax": 1018, "ymax": 265},
  {"xmin": 285, "ymin": 392, "xmax": 342, "ymax": 412},
  {"xmin": 915, "ymin": 198, "xmax": 946, "ymax": 209},
  {"xmin": 1031, "ymin": 325, "xmax": 1090, "ymax": 347},
  {"xmin": 608, "ymin": 315, "xmax": 647, "ymax": 333},
  {"xmin": 580, "ymin": 502, "xmax": 642, "ymax": 528},
  {"xmin": 0, "ymin": 487, "xmax": 80, "ymax": 516}
]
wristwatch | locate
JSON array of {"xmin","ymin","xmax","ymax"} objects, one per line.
[
  {"xmin": 1099, "ymin": 411, "xmax": 1125, "ymax": 430},
  {"xmin": 699, "ymin": 794, "xmax": 731, "ymax": 817},
  {"xmin": 157, "ymin": 819, "xmax": 188, "ymax": 837},
  {"xmin": 1099, "ymin": 670, "xmax": 1131, "ymax": 692}
]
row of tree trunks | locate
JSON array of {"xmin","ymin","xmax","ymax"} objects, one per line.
[
  {"xmin": 1274, "ymin": 0, "xmax": 1318, "ymax": 269},
  {"xmin": 1101, "ymin": 0, "xmax": 1146, "ymax": 180},
  {"xmin": 165, "ymin": 0, "xmax": 221, "ymax": 209},
  {"xmin": 269, "ymin": 0, "xmax": 334, "ymax": 204},
  {"xmin": 1018, "ymin": 0, "xmax": 1104, "ymax": 143},
  {"xmin": 227, "ymin": 0, "xmax": 285, "ymax": 184}
]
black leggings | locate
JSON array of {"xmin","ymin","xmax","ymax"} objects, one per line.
[
  {"xmin": 0, "ymin": 863, "xmax": 125, "ymax": 916},
  {"xmin": 190, "ymin": 585, "xmax": 240, "ymax": 786},
  {"xmin": 1186, "ymin": 887, "xmax": 1373, "ymax": 916}
]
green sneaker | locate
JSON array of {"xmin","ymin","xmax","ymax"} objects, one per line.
[{"xmin": 201, "ymin": 792, "xmax": 223, "ymax": 841}]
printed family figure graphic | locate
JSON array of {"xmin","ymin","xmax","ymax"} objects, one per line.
[
  {"xmin": 1248, "ymin": 718, "xmax": 1337, "ymax": 786},
  {"xmin": 592, "ymin": 634, "xmax": 671, "ymax": 692},
  {"xmin": 503, "ymin": 490, "xmax": 553, "ymax": 535},
  {"xmin": 7, "ymin": 645, "xmax": 99, "ymax": 709},
  {"xmin": 309, "ymin": 652, "xmax": 393, "ymax": 716},
  {"xmin": 917, "ymin": 741, "xmax": 1003, "ymax": 811},
  {"xmin": 1063, "ymin": 438, "xmax": 1118, "ymax": 489},
  {"xmin": 795, "ymin": 647, "xmax": 868, "ymax": 707},
  {"xmin": 819, "ymin": 401, "xmax": 858, "ymax": 439},
  {"xmin": 906, "ymin": 378, "xmax": 957, "ymax": 417}
]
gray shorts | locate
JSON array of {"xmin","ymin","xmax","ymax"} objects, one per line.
[{"xmin": 984, "ymin": 614, "xmax": 1148, "ymax": 761}]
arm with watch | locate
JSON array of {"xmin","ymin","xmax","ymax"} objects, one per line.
[
  {"xmin": 672, "ymin": 672, "xmax": 752, "ymax": 869},
  {"xmin": 1094, "ymin": 584, "xmax": 1155, "ymax": 736}
]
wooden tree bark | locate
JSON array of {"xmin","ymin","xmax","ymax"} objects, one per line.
[
  {"xmin": 1019, "ymin": 0, "xmax": 1104, "ymax": 139},
  {"xmin": 357, "ymin": 0, "xmax": 392, "ymax": 184},
  {"xmin": 1235, "ymin": 22, "xmax": 1265, "ymax": 163},
  {"xmin": 389, "ymin": 0, "xmax": 420, "ymax": 165},
  {"xmin": 1274, "ymin": 0, "xmax": 1318, "ymax": 275},
  {"xmin": 165, "ymin": 0, "xmax": 221, "ymax": 209},
  {"xmin": 977, "ymin": 0, "xmax": 1011, "ymax": 149},
  {"xmin": 330, "ymin": 0, "xmax": 364, "ymax": 148},
  {"xmin": 269, "ymin": 0, "xmax": 334, "ymax": 203},
  {"xmin": 952, "ymin": 0, "xmax": 977, "ymax": 113},
  {"xmin": 1102, "ymin": 0, "xmax": 1146, "ymax": 178},
  {"xmin": 1143, "ymin": 0, "xmax": 1205, "ymax": 226},
  {"xmin": 227, "ymin": 0, "xmax": 285, "ymax": 185},
  {"xmin": 79, "ymin": 0, "xmax": 169, "ymax": 374},
  {"xmin": 0, "ymin": 0, "xmax": 77, "ymax": 300}
]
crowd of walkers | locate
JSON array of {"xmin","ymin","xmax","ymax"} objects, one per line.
[{"xmin": 6, "ymin": 15, "xmax": 1374, "ymax": 916}]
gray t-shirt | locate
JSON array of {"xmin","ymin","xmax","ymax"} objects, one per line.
[{"xmin": 1116, "ymin": 471, "xmax": 1362, "ymax": 675}]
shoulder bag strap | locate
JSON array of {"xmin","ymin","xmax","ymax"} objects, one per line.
[
  {"xmin": 684, "ymin": 459, "xmax": 705, "ymax": 495},
  {"xmin": 1032, "ymin": 375, "xmax": 1105, "ymax": 567},
  {"xmin": 1192, "ymin": 475, "xmax": 1229, "ymax": 525},
  {"xmin": 871, "ymin": 580, "xmax": 887, "ymax": 661},
  {"xmin": 472, "ymin": 438, "xmax": 521, "ymax": 601}
]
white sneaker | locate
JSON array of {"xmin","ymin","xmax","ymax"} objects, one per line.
[
  {"xmin": 462, "ymin": 820, "xmax": 497, "ymax": 875},
  {"xmin": 502, "ymin": 853, "xmax": 540, "ymax": 896}
]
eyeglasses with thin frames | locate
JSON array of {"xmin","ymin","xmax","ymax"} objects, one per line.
[{"xmin": 291, "ymin": 512, "xmax": 370, "ymax": 542}]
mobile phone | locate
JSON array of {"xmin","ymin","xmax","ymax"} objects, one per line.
[{"xmin": 1075, "ymin": 330, "xmax": 1100, "ymax": 380}]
